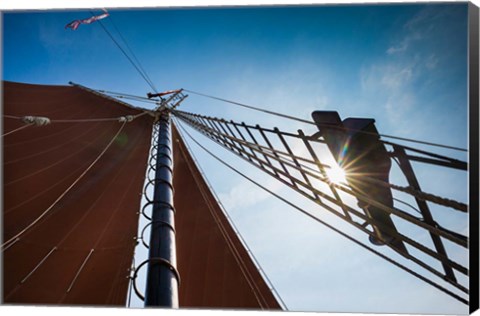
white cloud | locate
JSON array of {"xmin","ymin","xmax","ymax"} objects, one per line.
[
  {"xmin": 386, "ymin": 15, "xmax": 425, "ymax": 56},
  {"xmin": 386, "ymin": 39, "xmax": 409, "ymax": 55},
  {"xmin": 381, "ymin": 64, "xmax": 413, "ymax": 89},
  {"xmin": 404, "ymin": 5, "xmax": 450, "ymax": 33},
  {"xmin": 359, "ymin": 57, "xmax": 423, "ymax": 136},
  {"xmin": 361, "ymin": 60, "xmax": 416, "ymax": 93},
  {"xmin": 359, "ymin": 7, "xmax": 451, "ymax": 128}
]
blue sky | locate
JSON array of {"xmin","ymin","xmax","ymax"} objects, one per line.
[{"xmin": 2, "ymin": 2, "xmax": 472, "ymax": 314}]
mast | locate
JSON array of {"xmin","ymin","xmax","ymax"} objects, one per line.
[{"xmin": 144, "ymin": 91, "xmax": 187, "ymax": 307}]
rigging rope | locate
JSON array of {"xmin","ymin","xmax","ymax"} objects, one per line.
[
  {"xmin": 235, "ymin": 135, "xmax": 467, "ymax": 212},
  {"xmin": 3, "ymin": 113, "xmax": 148, "ymax": 124},
  {"xmin": 104, "ymin": 96, "xmax": 158, "ymax": 105},
  {"xmin": 184, "ymin": 89, "xmax": 315, "ymax": 124},
  {"xmin": 175, "ymin": 110, "xmax": 468, "ymax": 213},
  {"xmin": 106, "ymin": 13, "xmax": 158, "ymax": 94},
  {"xmin": 2, "ymin": 115, "xmax": 51, "ymax": 137},
  {"xmin": 1, "ymin": 121, "xmax": 127, "ymax": 250},
  {"xmin": 183, "ymin": 89, "xmax": 467, "ymax": 152},
  {"xmin": 96, "ymin": 89, "xmax": 154, "ymax": 101},
  {"xmin": 5, "ymin": 237, "xmax": 134, "ymax": 252},
  {"xmin": 175, "ymin": 119, "xmax": 468, "ymax": 305},
  {"xmin": 2, "ymin": 124, "xmax": 33, "ymax": 137},
  {"xmin": 393, "ymin": 198, "xmax": 423, "ymax": 216},
  {"xmin": 107, "ymin": 95, "xmax": 159, "ymax": 105},
  {"xmin": 94, "ymin": 12, "xmax": 158, "ymax": 94},
  {"xmin": 127, "ymin": 257, "xmax": 135, "ymax": 308}
]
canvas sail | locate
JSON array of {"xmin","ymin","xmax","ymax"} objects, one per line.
[
  {"xmin": 2, "ymin": 81, "xmax": 281, "ymax": 309},
  {"xmin": 2, "ymin": 81, "xmax": 154, "ymax": 305},
  {"xmin": 172, "ymin": 125, "xmax": 281, "ymax": 309}
]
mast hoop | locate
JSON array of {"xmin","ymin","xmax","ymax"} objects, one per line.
[
  {"xmin": 132, "ymin": 258, "xmax": 181, "ymax": 301},
  {"xmin": 143, "ymin": 177, "xmax": 175, "ymax": 202},
  {"xmin": 141, "ymin": 200, "xmax": 176, "ymax": 221},
  {"xmin": 139, "ymin": 221, "xmax": 176, "ymax": 249},
  {"xmin": 148, "ymin": 153, "xmax": 173, "ymax": 171}
]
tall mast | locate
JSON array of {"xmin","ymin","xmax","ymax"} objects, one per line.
[{"xmin": 144, "ymin": 90, "xmax": 187, "ymax": 307}]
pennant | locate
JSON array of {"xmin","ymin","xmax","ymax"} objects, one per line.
[{"xmin": 65, "ymin": 9, "xmax": 109, "ymax": 30}]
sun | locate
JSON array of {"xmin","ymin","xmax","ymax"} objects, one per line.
[{"xmin": 325, "ymin": 163, "xmax": 347, "ymax": 185}]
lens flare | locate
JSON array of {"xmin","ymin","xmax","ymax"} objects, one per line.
[
  {"xmin": 326, "ymin": 163, "xmax": 347, "ymax": 185},
  {"xmin": 338, "ymin": 137, "xmax": 351, "ymax": 166}
]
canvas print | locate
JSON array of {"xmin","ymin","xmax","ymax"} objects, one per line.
[{"xmin": 1, "ymin": 2, "xmax": 479, "ymax": 315}]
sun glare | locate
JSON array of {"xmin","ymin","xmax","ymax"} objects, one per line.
[{"xmin": 326, "ymin": 163, "xmax": 347, "ymax": 185}]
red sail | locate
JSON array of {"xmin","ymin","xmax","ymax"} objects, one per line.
[
  {"xmin": 2, "ymin": 81, "xmax": 281, "ymax": 309},
  {"xmin": 2, "ymin": 81, "xmax": 153, "ymax": 305},
  {"xmin": 172, "ymin": 125, "xmax": 281, "ymax": 309}
]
